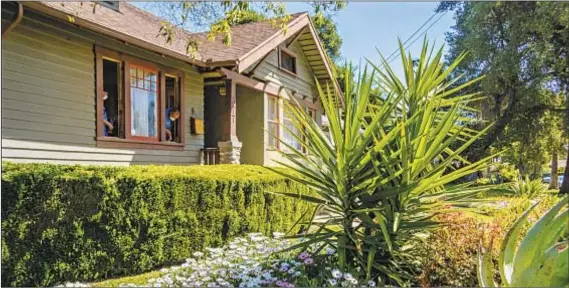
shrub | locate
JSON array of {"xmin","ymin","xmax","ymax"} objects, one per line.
[
  {"xmin": 269, "ymin": 39, "xmax": 495, "ymax": 286},
  {"xmin": 478, "ymin": 195, "xmax": 568, "ymax": 287},
  {"xmin": 1, "ymin": 162, "xmax": 315, "ymax": 287},
  {"xmin": 497, "ymin": 163, "xmax": 519, "ymax": 183},
  {"xmin": 509, "ymin": 176, "xmax": 546, "ymax": 198},
  {"xmin": 416, "ymin": 195, "xmax": 563, "ymax": 287}
]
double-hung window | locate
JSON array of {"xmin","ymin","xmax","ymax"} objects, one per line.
[
  {"xmin": 283, "ymin": 104, "xmax": 302, "ymax": 152},
  {"xmin": 95, "ymin": 46, "xmax": 184, "ymax": 150},
  {"xmin": 128, "ymin": 65, "xmax": 158, "ymax": 140},
  {"xmin": 267, "ymin": 96, "xmax": 279, "ymax": 148},
  {"xmin": 303, "ymin": 107, "xmax": 318, "ymax": 153}
]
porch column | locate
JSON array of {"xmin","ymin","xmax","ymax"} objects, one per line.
[{"xmin": 218, "ymin": 79, "xmax": 242, "ymax": 164}]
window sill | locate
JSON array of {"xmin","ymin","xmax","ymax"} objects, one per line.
[
  {"xmin": 278, "ymin": 67, "xmax": 297, "ymax": 77},
  {"xmin": 266, "ymin": 146, "xmax": 279, "ymax": 152},
  {"xmin": 266, "ymin": 147, "xmax": 306, "ymax": 156},
  {"xmin": 96, "ymin": 137, "xmax": 185, "ymax": 151}
]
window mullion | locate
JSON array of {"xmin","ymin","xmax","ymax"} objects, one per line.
[
  {"xmin": 124, "ymin": 61, "xmax": 133, "ymax": 140},
  {"xmin": 160, "ymin": 72, "xmax": 166, "ymax": 142}
]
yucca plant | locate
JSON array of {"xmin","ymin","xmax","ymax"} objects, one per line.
[
  {"xmin": 509, "ymin": 176, "xmax": 546, "ymax": 198},
  {"xmin": 478, "ymin": 195, "xmax": 568, "ymax": 287},
  {"xmin": 267, "ymin": 40, "xmax": 497, "ymax": 285}
]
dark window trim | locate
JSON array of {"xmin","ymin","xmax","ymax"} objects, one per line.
[
  {"xmin": 279, "ymin": 47, "xmax": 297, "ymax": 76},
  {"xmin": 95, "ymin": 46, "xmax": 185, "ymax": 150}
]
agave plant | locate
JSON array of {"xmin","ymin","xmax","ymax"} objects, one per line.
[
  {"xmin": 509, "ymin": 176, "xmax": 546, "ymax": 198},
  {"xmin": 478, "ymin": 195, "xmax": 568, "ymax": 287},
  {"xmin": 267, "ymin": 40, "xmax": 497, "ymax": 285}
]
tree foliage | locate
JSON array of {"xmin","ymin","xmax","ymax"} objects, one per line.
[
  {"xmin": 146, "ymin": 2, "xmax": 345, "ymax": 59},
  {"xmin": 438, "ymin": 2, "xmax": 569, "ymax": 186}
]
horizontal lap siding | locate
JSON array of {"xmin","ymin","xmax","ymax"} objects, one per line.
[
  {"xmin": 252, "ymin": 41, "xmax": 318, "ymax": 100},
  {"xmin": 251, "ymin": 40, "xmax": 324, "ymax": 167},
  {"xmin": 2, "ymin": 15, "xmax": 204, "ymax": 165}
]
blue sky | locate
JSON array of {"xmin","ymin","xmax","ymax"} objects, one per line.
[
  {"xmin": 134, "ymin": 2, "xmax": 455, "ymax": 78},
  {"xmin": 284, "ymin": 2, "xmax": 454, "ymax": 78}
]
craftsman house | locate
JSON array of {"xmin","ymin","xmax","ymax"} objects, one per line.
[{"xmin": 1, "ymin": 1, "xmax": 342, "ymax": 166}]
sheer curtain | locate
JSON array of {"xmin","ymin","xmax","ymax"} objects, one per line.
[{"xmin": 131, "ymin": 87, "xmax": 157, "ymax": 137}]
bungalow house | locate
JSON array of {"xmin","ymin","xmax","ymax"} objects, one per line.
[{"xmin": 1, "ymin": 1, "xmax": 342, "ymax": 166}]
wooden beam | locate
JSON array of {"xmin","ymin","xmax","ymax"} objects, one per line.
[
  {"xmin": 286, "ymin": 28, "xmax": 305, "ymax": 48},
  {"xmin": 219, "ymin": 67, "xmax": 280, "ymax": 96},
  {"xmin": 202, "ymin": 71, "xmax": 222, "ymax": 79}
]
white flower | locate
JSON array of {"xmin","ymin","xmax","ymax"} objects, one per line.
[
  {"xmin": 349, "ymin": 278, "xmax": 358, "ymax": 285},
  {"xmin": 343, "ymin": 273, "xmax": 354, "ymax": 281},
  {"xmin": 367, "ymin": 280, "xmax": 376, "ymax": 287},
  {"xmin": 273, "ymin": 232, "xmax": 285, "ymax": 238},
  {"xmin": 331, "ymin": 268, "xmax": 342, "ymax": 279},
  {"xmin": 326, "ymin": 248, "xmax": 336, "ymax": 255},
  {"xmin": 193, "ymin": 251, "xmax": 204, "ymax": 258},
  {"xmin": 328, "ymin": 278, "xmax": 338, "ymax": 286},
  {"xmin": 294, "ymin": 271, "xmax": 301, "ymax": 277}
]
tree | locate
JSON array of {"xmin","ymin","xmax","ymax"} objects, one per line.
[
  {"xmin": 144, "ymin": 2, "xmax": 346, "ymax": 60},
  {"xmin": 437, "ymin": 2, "xmax": 569, "ymax": 187}
]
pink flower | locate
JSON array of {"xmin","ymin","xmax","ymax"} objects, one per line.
[
  {"xmin": 285, "ymin": 283, "xmax": 296, "ymax": 288},
  {"xmin": 304, "ymin": 257, "xmax": 314, "ymax": 265},
  {"xmin": 276, "ymin": 280, "xmax": 284, "ymax": 287},
  {"xmin": 298, "ymin": 251, "xmax": 309, "ymax": 260}
]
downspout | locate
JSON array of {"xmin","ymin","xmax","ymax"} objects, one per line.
[{"xmin": 2, "ymin": 2, "xmax": 23, "ymax": 38}]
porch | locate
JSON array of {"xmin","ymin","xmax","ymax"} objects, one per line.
[{"xmin": 201, "ymin": 69, "xmax": 270, "ymax": 165}]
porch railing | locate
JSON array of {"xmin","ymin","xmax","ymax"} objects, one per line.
[{"xmin": 200, "ymin": 148, "xmax": 220, "ymax": 165}]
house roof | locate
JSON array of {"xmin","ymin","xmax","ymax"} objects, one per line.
[
  {"xmin": 23, "ymin": 1, "xmax": 343, "ymax": 103},
  {"xmin": 28, "ymin": 2, "xmax": 303, "ymax": 64}
]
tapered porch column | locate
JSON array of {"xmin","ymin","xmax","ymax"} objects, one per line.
[{"xmin": 218, "ymin": 79, "xmax": 242, "ymax": 164}]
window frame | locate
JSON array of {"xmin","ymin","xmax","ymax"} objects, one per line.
[
  {"xmin": 303, "ymin": 107, "xmax": 318, "ymax": 154},
  {"xmin": 267, "ymin": 95, "xmax": 280, "ymax": 149},
  {"xmin": 282, "ymin": 102, "xmax": 303, "ymax": 152},
  {"xmin": 99, "ymin": 1, "xmax": 120, "ymax": 11},
  {"xmin": 279, "ymin": 47, "xmax": 297, "ymax": 76},
  {"xmin": 125, "ymin": 61, "xmax": 160, "ymax": 142},
  {"xmin": 162, "ymin": 69, "xmax": 186, "ymax": 144},
  {"xmin": 95, "ymin": 46, "xmax": 185, "ymax": 150}
]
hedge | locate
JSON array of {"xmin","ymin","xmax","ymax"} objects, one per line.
[{"xmin": 1, "ymin": 162, "xmax": 315, "ymax": 287}]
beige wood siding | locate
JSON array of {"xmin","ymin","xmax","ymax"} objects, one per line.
[
  {"xmin": 1, "ymin": 13, "xmax": 204, "ymax": 166},
  {"xmin": 251, "ymin": 41, "xmax": 318, "ymax": 102},
  {"xmin": 248, "ymin": 38, "xmax": 325, "ymax": 167}
]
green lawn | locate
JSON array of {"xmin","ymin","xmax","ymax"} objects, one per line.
[{"xmin": 91, "ymin": 271, "xmax": 165, "ymax": 287}]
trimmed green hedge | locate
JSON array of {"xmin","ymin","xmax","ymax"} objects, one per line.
[{"xmin": 1, "ymin": 162, "xmax": 314, "ymax": 287}]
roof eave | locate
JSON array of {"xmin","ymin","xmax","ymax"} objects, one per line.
[
  {"xmin": 305, "ymin": 17, "xmax": 345, "ymax": 107},
  {"xmin": 23, "ymin": 2, "xmax": 237, "ymax": 69}
]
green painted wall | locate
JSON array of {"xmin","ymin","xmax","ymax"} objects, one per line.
[
  {"xmin": 1, "ymin": 9, "xmax": 204, "ymax": 165},
  {"xmin": 236, "ymin": 86, "xmax": 264, "ymax": 165}
]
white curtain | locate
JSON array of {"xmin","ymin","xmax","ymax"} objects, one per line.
[{"xmin": 131, "ymin": 88, "xmax": 156, "ymax": 137}]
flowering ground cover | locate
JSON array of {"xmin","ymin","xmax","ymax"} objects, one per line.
[{"xmin": 69, "ymin": 233, "xmax": 377, "ymax": 288}]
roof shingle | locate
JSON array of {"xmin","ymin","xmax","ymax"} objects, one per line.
[{"xmin": 39, "ymin": 2, "xmax": 306, "ymax": 64}]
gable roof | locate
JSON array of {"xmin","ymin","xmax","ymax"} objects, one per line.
[{"xmin": 23, "ymin": 1, "xmax": 342, "ymax": 103}]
